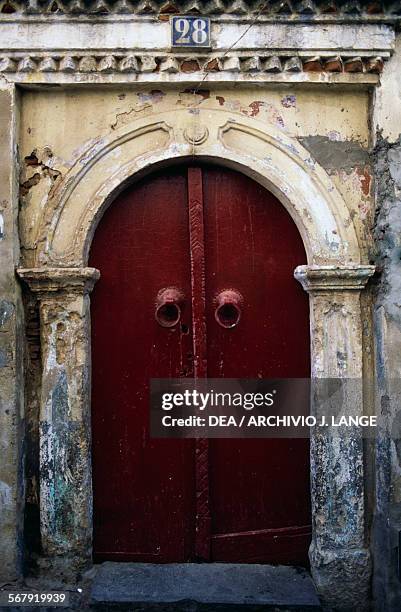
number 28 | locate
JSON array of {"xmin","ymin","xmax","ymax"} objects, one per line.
[{"xmin": 173, "ymin": 18, "xmax": 209, "ymax": 46}]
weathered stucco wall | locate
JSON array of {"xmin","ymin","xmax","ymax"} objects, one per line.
[
  {"xmin": 15, "ymin": 82, "xmax": 377, "ymax": 610},
  {"xmin": 371, "ymin": 33, "xmax": 401, "ymax": 612},
  {"xmin": 0, "ymin": 85, "xmax": 24, "ymax": 582},
  {"xmin": 19, "ymin": 85, "xmax": 373, "ymax": 268},
  {"xmin": 0, "ymin": 3, "xmax": 399, "ymax": 608}
]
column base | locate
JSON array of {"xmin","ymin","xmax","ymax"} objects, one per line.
[
  {"xmin": 37, "ymin": 553, "xmax": 92, "ymax": 584},
  {"xmin": 310, "ymin": 543, "xmax": 371, "ymax": 610}
]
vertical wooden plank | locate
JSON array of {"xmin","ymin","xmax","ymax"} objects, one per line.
[
  {"xmin": 187, "ymin": 167, "xmax": 210, "ymax": 560},
  {"xmin": 203, "ymin": 166, "xmax": 310, "ymax": 565},
  {"xmin": 90, "ymin": 168, "xmax": 196, "ymax": 562},
  {"xmin": 188, "ymin": 167, "xmax": 207, "ymax": 379}
]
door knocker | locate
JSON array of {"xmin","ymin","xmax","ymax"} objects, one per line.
[{"xmin": 155, "ymin": 287, "xmax": 185, "ymax": 328}]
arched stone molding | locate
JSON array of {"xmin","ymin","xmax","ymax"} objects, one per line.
[
  {"xmin": 32, "ymin": 107, "xmax": 362, "ymax": 268},
  {"xmin": 18, "ymin": 107, "xmax": 376, "ymax": 609}
]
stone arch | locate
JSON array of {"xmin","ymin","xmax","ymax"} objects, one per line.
[{"xmin": 35, "ymin": 107, "xmax": 362, "ymax": 268}]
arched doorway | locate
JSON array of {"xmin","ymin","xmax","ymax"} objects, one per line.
[{"xmin": 89, "ymin": 164, "xmax": 311, "ymax": 565}]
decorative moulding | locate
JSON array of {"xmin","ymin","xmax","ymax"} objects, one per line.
[
  {"xmin": 27, "ymin": 109, "xmax": 361, "ymax": 267},
  {"xmin": 0, "ymin": 53, "xmax": 386, "ymax": 75},
  {"xmin": 0, "ymin": 1, "xmax": 400, "ymax": 20},
  {"xmin": 17, "ymin": 267, "xmax": 100, "ymax": 296},
  {"xmin": 294, "ymin": 265, "xmax": 376, "ymax": 292}
]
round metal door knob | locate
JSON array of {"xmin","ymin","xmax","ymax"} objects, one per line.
[
  {"xmin": 155, "ymin": 287, "xmax": 184, "ymax": 328},
  {"xmin": 214, "ymin": 289, "xmax": 243, "ymax": 329}
]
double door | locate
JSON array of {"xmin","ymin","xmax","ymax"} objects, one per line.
[{"xmin": 90, "ymin": 164, "xmax": 311, "ymax": 564}]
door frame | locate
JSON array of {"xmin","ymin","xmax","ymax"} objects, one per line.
[{"xmin": 18, "ymin": 107, "xmax": 375, "ymax": 608}]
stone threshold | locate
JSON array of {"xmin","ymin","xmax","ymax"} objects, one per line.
[{"xmin": 90, "ymin": 562, "xmax": 322, "ymax": 610}]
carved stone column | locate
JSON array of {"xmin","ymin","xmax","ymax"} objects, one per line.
[
  {"xmin": 18, "ymin": 267, "xmax": 99, "ymax": 577},
  {"xmin": 295, "ymin": 264, "xmax": 375, "ymax": 609}
]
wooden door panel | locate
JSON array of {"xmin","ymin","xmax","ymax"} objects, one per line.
[
  {"xmin": 202, "ymin": 166, "xmax": 311, "ymax": 564},
  {"xmin": 90, "ymin": 168, "xmax": 196, "ymax": 562},
  {"xmin": 211, "ymin": 525, "xmax": 312, "ymax": 564},
  {"xmin": 90, "ymin": 164, "xmax": 311, "ymax": 565}
]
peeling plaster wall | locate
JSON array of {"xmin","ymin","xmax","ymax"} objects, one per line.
[
  {"xmin": 371, "ymin": 33, "xmax": 401, "ymax": 610},
  {"xmin": 16, "ymin": 83, "xmax": 377, "ymax": 591},
  {"xmin": 0, "ymin": 86, "xmax": 24, "ymax": 582},
  {"xmin": 0, "ymin": 3, "xmax": 397, "ymax": 605},
  {"xmin": 19, "ymin": 86, "xmax": 372, "ymax": 268},
  {"xmin": 374, "ymin": 35, "xmax": 401, "ymax": 145}
]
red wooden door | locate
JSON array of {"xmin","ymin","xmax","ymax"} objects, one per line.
[
  {"xmin": 90, "ymin": 169, "xmax": 196, "ymax": 562},
  {"xmin": 90, "ymin": 165, "xmax": 311, "ymax": 565}
]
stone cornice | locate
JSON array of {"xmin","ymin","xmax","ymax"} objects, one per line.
[
  {"xmin": 0, "ymin": 52, "xmax": 385, "ymax": 76},
  {"xmin": 294, "ymin": 265, "xmax": 376, "ymax": 292},
  {"xmin": 0, "ymin": 1, "xmax": 400, "ymax": 22},
  {"xmin": 0, "ymin": 11, "xmax": 393, "ymax": 84},
  {"xmin": 17, "ymin": 267, "xmax": 100, "ymax": 296}
]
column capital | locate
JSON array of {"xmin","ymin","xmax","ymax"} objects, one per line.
[
  {"xmin": 294, "ymin": 264, "xmax": 375, "ymax": 293},
  {"xmin": 17, "ymin": 267, "xmax": 100, "ymax": 297}
]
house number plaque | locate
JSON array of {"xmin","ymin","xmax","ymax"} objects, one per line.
[{"xmin": 171, "ymin": 16, "xmax": 211, "ymax": 48}]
